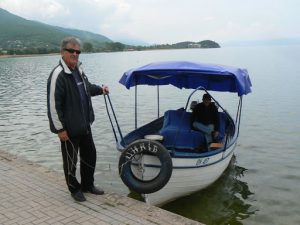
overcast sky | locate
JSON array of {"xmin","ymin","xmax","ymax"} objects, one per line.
[{"xmin": 1, "ymin": 0, "xmax": 299, "ymax": 45}]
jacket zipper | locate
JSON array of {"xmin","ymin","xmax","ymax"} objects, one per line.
[{"xmin": 71, "ymin": 73, "xmax": 89, "ymax": 133}]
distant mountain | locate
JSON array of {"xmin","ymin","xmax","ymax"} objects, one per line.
[
  {"xmin": 0, "ymin": 8, "xmax": 112, "ymax": 54},
  {"xmin": 118, "ymin": 38, "xmax": 150, "ymax": 46},
  {"xmin": 0, "ymin": 8, "xmax": 221, "ymax": 55},
  {"xmin": 171, "ymin": 40, "xmax": 220, "ymax": 48},
  {"xmin": 133, "ymin": 40, "xmax": 220, "ymax": 50}
]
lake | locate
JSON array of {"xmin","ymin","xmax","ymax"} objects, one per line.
[{"xmin": 0, "ymin": 46, "xmax": 300, "ymax": 225}]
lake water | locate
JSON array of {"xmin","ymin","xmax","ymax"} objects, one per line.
[{"xmin": 0, "ymin": 46, "xmax": 300, "ymax": 225}]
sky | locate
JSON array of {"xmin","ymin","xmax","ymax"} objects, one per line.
[{"xmin": 0, "ymin": 0, "xmax": 299, "ymax": 45}]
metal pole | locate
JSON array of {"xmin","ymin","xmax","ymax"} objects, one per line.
[
  {"xmin": 135, "ymin": 85, "xmax": 137, "ymax": 129},
  {"xmin": 157, "ymin": 85, "xmax": 160, "ymax": 118}
]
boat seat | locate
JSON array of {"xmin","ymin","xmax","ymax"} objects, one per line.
[
  {"xmin": 159, "ymin": 109, "xmax": 228, "ymax": 150},
  {"xmin": 159, "ymin": 109, "xmax": 205, "ymax": 150}
]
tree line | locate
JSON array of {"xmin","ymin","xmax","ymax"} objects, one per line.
[{"xmin": 1, "ymin": 40, "xmax": 220, "ymax": 55}]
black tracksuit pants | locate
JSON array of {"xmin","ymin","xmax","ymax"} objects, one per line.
[{"xmin": 60, "ymin": 128, "xmax": 96, "ymax": 193}]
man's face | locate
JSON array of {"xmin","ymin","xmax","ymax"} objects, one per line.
[
  {"xmin": 203, "ymin": 97, "xmax": 211, "ymax": 106},
  {"xmin": 61, "ymin": 43, "xmax": 81, "ymax": 69}
]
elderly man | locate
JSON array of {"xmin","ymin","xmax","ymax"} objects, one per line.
[{"xmin": 47, "ymin": 37, "xmax": 109, "ymax": 202}]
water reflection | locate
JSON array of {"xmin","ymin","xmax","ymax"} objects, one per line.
[{"xmin": 161, "ymin": 156, "xmax": 258, "ymax": 225}]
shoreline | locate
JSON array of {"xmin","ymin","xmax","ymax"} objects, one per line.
[
  {"xmin": 0, "ymin": 53, "xmax": 60, "ymax": 59},
  {"xmin": 0, "ymin": 47, "xmax": 219, "ymax": 59}
]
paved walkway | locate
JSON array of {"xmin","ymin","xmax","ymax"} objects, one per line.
[{"xmin": 0, "ymin": 150, "xmax": 203, "ymax": 225}]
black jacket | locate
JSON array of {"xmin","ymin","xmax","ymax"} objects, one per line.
[
  {"xmin": 47, "ymin": 58, "xmax": 103, "ymax": 137},
  {"xmin": 192, "ymin": 102, "xmax": 219, "ymax": 131}
]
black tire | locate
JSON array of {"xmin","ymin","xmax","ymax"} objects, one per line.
[{"xmin": 118, "ymin": 139, "xmax": 173, "ymax": 194}]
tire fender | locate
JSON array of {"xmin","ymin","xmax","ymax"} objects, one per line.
[{"xmin": 118, "ymin": 139, "xmax": 172, "ymax": 194}]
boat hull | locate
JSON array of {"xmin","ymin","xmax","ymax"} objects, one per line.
[{"xmin": 143, "ymin": 143, "xmax": 236, "ymax": 205}]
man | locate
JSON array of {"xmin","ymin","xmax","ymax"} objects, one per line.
[
  {"xmin": 47, "ymin": 37, "xmax": 109, "ymax": 202},
  {"xmin": 192, "ymin": 93, "xmax": 219, "ymax": 146}
]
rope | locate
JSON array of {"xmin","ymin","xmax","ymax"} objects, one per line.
[
  {"xmin": 103, "ymin": 94, "xmax": 118, "ymax": 143},
  {"xmin": 106, "ymin": 94, "xmax": 125, "ymax": 144}
]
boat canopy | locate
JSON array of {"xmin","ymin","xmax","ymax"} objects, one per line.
[{"xmin": 119, "ymin": 61, "xmax": 252, "ymax": 96}]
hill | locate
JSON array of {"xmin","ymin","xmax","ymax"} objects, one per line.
[
  {"xmin": 155, "ymin": 40, "xmax": 220, "ymax": 49},
  {"xmin": 129, "ymin": 40, "xmax": 220, "ymax": 51},
  {"xmin": 0, "ymin": 8, "xmax": 221, "ymax": 55},
  {"xmin": 0, "ymin": 8, "xmax": 112, "ymax": 54}
]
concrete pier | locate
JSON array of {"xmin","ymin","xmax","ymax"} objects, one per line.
[{"xmin": 0, "ymin": 150, "xmax": 203, "ymax": 225}]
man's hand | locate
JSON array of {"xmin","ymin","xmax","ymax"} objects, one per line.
[
  {"xmin": 58, "ymin": 130, "xmax": 69, "ymax": 142},
  {"xmin": 102, "ymin": 85, "xmax": 109, "ymax": 95},
  {"xmin": 213, "ymin": 131, "xmax": 219, "ymax": 139}
]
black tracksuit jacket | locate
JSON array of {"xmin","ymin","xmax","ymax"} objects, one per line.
[{"xmin": 47, "ymin": 58, "xmax": 103, "ymax": 137}]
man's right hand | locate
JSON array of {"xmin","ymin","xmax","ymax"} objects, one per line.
[{"xmin": 58, "ymin": 130, "xmax": 69, "ymax": 142}]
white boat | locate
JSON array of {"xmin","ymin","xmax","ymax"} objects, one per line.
[{"xmin": 105, "ymin": 61, "xmax": 252, "ymax": 205}]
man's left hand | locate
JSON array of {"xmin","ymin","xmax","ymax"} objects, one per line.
[{"xmin": 213, "ymin": 131, "xmax": 219, "ymax": 139}]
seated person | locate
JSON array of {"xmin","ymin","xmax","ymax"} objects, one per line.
[{"xmin": 191, "ymin": 93, "xmax": 219, "ymax": 145}]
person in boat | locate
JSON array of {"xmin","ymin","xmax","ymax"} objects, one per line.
[
  {"xmin": 47, "ymin": 36, "xmax": 109, "ymax": 202},
  {"xmin": 191, "ymin": 93, "xmax": 220, "ymax": 146}
]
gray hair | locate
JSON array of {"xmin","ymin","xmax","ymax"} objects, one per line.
[{"xmin": 60, "ymin": 37, "xmax": 81, "ymax": 51}]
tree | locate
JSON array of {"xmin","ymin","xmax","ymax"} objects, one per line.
[
  {"xmin": 105, "ymin": 42, "xmax": 125, "ymax": 51},
  {"xmin": 83, "ymin": 42, "xmax": 93, "ymax": 52}
]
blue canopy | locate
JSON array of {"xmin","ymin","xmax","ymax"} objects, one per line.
[{"xmin": 119, "ymin": 61, "xmax": 252, "ymax": 96}]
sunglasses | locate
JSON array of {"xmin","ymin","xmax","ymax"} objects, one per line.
[{"xmin": 64, "ymin": 48, "xmax": 81, "ymax": 55}]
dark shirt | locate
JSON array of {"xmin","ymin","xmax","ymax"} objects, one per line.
[
  {"xmin": 192, "ymin": 102, "xmax": 219, "ymax": 130},
  {"xmin": 72, "ymin": 68, "xmax": 90, "ymax": 124}
]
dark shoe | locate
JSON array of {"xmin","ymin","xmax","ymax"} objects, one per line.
[
  {"xmin": 71, "ymin": 191, "xmax": 86, "ymax": 202},
  {"xmin": 82, "ymin": 186, "xmax": 104, "ymax": 195}
]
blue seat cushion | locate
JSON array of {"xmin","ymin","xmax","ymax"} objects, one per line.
[{"xmin": 160, "ymin": 109, "xmax": 205, "ymax": 150}]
